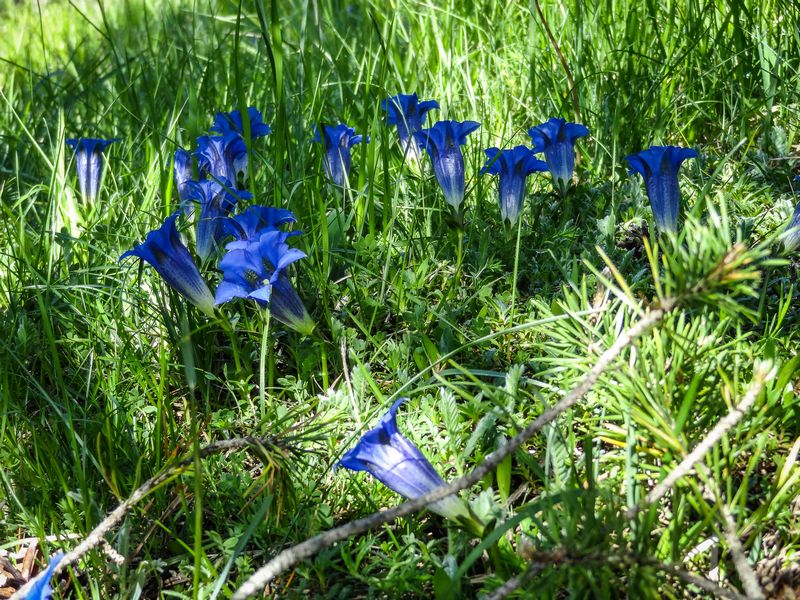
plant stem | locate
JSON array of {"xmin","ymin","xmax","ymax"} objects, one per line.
[
  {"xmin": 320, "ymin": 340, "xmax": 329, "ymax": 390},
  {"xmin": 191, "ymin": 390, "xmax": 203, "ymax": 600},
  {"xmin": 508, "ymin": 216, "xmax": 524, "ymax": 361},
  {"xmin": 217, "ymin": 313, "xmax": 244, "ymax": 376},
  {"xmin": 259, "ymin": 308, "xmax": 272, "ymax": 420},
  {"xmin": 445, "ymin": 225, "xmax": 465, "ymax": 304}
]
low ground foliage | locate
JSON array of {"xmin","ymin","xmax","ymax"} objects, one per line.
[{"xmin": 0, "ymin": 0, "xmax": 798, "ymax": 598}]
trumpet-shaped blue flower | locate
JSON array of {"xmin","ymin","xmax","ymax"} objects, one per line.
[
  {"xmin": 482, "ymin": 145, "xmax": 548, "ymax": 226},
  {"xmin": 382, "ymin": 93, "xmax": 439, "ymax": 161},
  {"xmin": 414, "ymin": 120, "xmax": 481, "ymax": 210},
  {"xmin": 66, "ymin": 137, "xmax": 119, "ymax": 201},
  {"xmin": 195, "ymin": 133, "xmax": 248, "ymax": 185},
  {"xmin": 337, "ymin": 398, "xmax": 471, "ymax": 522},
  {"xmin": 625, "ymin": 145, "xmax": 698, "ymax": 233},
  {"xmin": 314, "ymin": 123, "xmax": 368, "ymax": 187},
  {"xmin": 223, "ymin": 206, "xmax": 298, "ymax": 248},
  {"xmin": 210, "ymin": 107, "xmax": 272, "ymax": 139},
  {"xmin": 186, "ymin": 179, "xmax": 252, "ymax": 260},
  {"xmin": 783, "ymin": 203, "xmax": 800, "ymax": 253},
  {"xmin": 216, "ymin": 230, "xmax": 315, "ymax": 334},
  {"xmin": 120, "ymin": 212, "xmax": 215, "ymax": 315},
  {"xmin": 528, "ymin": 118, "xmax": 590, "ymax": 197},
  {"xmin": 782, "ymin": 177, "xmax": 800, "ymax": 252},
  {"xmin": 27, "ymin": 553, "xmax": 64, "ymax": 600},
  {"xmin": 174, "ymin": 148, "xmax": 194, "ymax": 214}
]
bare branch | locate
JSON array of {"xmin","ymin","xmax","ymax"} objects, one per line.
[{"xmin": 719, "ymin": 502, "xmax": 764, "ymax": 600}]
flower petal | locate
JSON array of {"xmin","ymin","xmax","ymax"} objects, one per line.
[
  {"xmin": 337, "ymin": 398, "xmax": 469, "ymax": 521},
  {"xmin": 626, "ymin": 145, "xmax": 697, "ymax": 232},
  {"xmin": 27, "ymin": 553, "xmax": 64, "ymax": 600},
  {"xmin": 120, "ymin": 212, "xmax": 215, "ymax": 314}
]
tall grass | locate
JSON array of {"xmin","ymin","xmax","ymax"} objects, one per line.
[{"xmin": 0, "ymin": 0, "xmax": 798, "ymax": 598}]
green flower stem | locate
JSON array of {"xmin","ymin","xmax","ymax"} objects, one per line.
[
  {"xmin": 216, "ymin": 312, "xmax": 245, "ymax": 376},
  {"xmin": 445, "ymin": 224, "xmax": 465, "ymax": 304},
  {"xmin": 259, "ymin": 308, "xmax": 272, "ymax": 419},
  {"xmin": 508, "ymin": 215, "xmax": 524, "ymax": 360}
]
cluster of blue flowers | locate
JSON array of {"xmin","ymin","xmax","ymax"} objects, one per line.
[
  {"xmin": 298, "ymin": 95, "xmax": 798, "ymax": 524},
  {"xmin": 68, "ymin": 98, "xmax": 798, "ymax": 333},
  {"xmin": 377, "ymin": 93, "xmax": 701, "ymax": 231},
  {"xmin": 115, "ymin": 107, "xmax": 314, "ymax": 334},
  {"xmin": 59, "ymin": 95, "xmax": 799, "ymax": 538}
]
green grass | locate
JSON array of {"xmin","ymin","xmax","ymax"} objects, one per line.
[{"xmin": 0, "ymin": 0, "xmax": 798, "ymax": 598}]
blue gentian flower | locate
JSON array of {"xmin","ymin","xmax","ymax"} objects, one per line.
[
  {"xmin": 783, "ymin": 203, "xmax": 800, "ymax": 253},
  {"xmin": 782, "ymin": 176, "xmax": 800, "ymax": 252},
  {"xmin": 337, "ymin": 398, "xmax": 471, "ymax": 523},
  {"xmin": 481, "ymin": 145, "xmax": 548, "ymax": 226},
  {"xmin": 66, "ymin": 137, "xmax": 119, "ymax": 201},
  {"xmin": 223, "ymin": 206, "xmax": 297, "ymax": 248},
  {"xmin": 120, "ymin": 212, "xmax": 215, "ymax": 315},
  {"xmin": 414, "ymin": 120, "xmax": 481, "ymax": 210},
  {"xmin": 625, "ymin": 145, "xmax": 699, "ymax": 233},
  {"xmin": 314, "ymin": 123, "xmax": 368, "ymax": 187},
  {"xmin": 173, "ymin": 148, "xmax": 194, "ymax": 214},
  {"xmin": 186, "ymin": 179, "xmax": 252, "ymax": 260},
  {"xmin": 195, "ymin": 133, "xmax": 248, "ymax": 185},
  {"xmin": 27, "ymin": 553, "xmax": 64, "ymax": 600},
  {"xmin": 216, "ymin": 230, "xmax": 315, "ymax": 334},
  {"xmin": 528, "ymin": 118, "xmax": 590, "ymax": 197},
  {"xmin": 382, "ymin": 93, "xmax": 439, "ymax": 161},
  {"xmin": 210, "ymin": 107, "xmax": 272, "ymax": 140}
]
